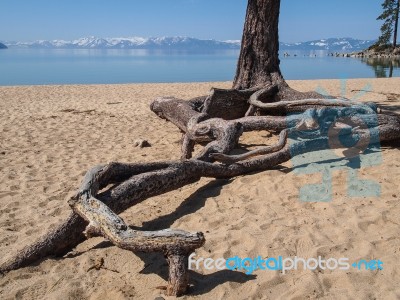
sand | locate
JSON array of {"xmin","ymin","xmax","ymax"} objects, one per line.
[{"xmin": 0, "ymin": 78, "xmax": 399, "ymax": 300}]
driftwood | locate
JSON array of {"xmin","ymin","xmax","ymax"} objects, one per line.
[
  {"xmin": 1, "ymin": 85, "xmax": 400, "ymax": 296},
  {"xmin": 4, "ymin": 0, "xmax": 399, "ymax": 295},
  {"xmin": 68, "ymin": 164, "xmax": 205, "ymax": 296}
]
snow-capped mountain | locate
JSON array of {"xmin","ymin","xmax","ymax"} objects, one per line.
[
  {"xmin": 3, "ymin": 36, "xmax": 241, "ymax": 50},
  {"xmin": 0, "ymin": 42, "xmax": 7, "ymax": 49},
  {"xmin": 1, "ymin": 37, "xmax": 375, "ymax": 51},
  {"xmin": 280, "ymin": 38, "xmax": 376, "ymax": 51}
]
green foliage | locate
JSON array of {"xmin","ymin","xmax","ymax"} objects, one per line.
[
  {"xmin": 367, "ymin": 43, "xmax": 393, "ymax": 52},
  {"xmin": 376, "ymin": 0, "xmax": 399, "ymax": 46}
]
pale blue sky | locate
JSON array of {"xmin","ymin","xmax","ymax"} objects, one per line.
[{"xmin": 0, "ymin": 0, "xmax": 389, "ymax": 42}]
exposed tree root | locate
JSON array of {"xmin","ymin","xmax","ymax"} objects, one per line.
[
  {"xmin": 210, "ymin": 129, "xmax": 289, "ymax": 163},
  {"xmin": 1, "ymin": 84, "xmax": 400, "ymax": 296},
  {"xmin": 68, "ymin": 164, "xmax": 205, "ymax": 296}
]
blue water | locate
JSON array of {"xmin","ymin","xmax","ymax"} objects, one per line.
[{"xmin": 0, "ymin": 49, "xmax": 399, "ymax": 86}]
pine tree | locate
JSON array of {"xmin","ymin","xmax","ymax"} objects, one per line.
[{"xmin": 377, "ymin": 0, "xmax": 400, "ymax": 48}]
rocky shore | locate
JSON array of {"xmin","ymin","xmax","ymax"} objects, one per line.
[{"xmin": 330, "ymin": 46, "xmax": 400, "ymax": 58}]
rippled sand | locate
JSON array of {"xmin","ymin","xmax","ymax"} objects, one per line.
[{"xmin": 0, "ymin": 78, "xmax": 399, "ymax": 299}]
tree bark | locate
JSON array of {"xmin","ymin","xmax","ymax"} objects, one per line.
[
  {"xmin": 393, "ymin": 0, "xmax": 399, "ymax": 48},
  {"xmin": 2, "ymin": 0, "xmax": 400, "ymax": 297},
  {"xmin": 233, "ymin": 0, "xmax": 284, "ymax": 90},
  {"xmin": 232, "ymin": 0, "xmax": 324, "ymax": 104},
  {"xmin": 2, "ymin": 95, "xmax": 400, "ymax": 296}
]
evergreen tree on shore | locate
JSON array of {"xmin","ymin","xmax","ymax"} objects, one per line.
[{"xmin": 376, "ymin": 0, "xmax": 400, "ymax": 48}]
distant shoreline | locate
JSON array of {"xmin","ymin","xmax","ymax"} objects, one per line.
[
  {"xmin": 334, "ymin": 46, "xmax": 400, "ymax": 59},
  {"xmin": 1, "ymin": 48, "xmax": 399, "ymax": 86},
  {"xmin": 2, "ymin": 36, "xmax": 375, "ymax": 52}
]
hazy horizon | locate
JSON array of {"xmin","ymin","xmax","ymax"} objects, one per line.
[
  {"xmin": 0, "ymin": 36, "xmax": 377, "ymax": 45},
  {"xmin": 0, "ymin": 0, "xmax": 392, "ymax": 44}
]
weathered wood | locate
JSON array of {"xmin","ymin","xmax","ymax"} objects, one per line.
[
  {"xmin": 245, "ymin": 84, "xmax": 279, "ymax": 116},
  {"xmin": 249, "ymin": 97, "xmax": 376, "ymax": 114},
  {"xmin": 166, "ymin": 251, "xmax": 189, "ymax": 296},
  {"xmin": 210, "ymin": 129, "xmax": 288, "ymax": 164},
  {"xmin": 190, "ymin": 119, "xmax": 244, "ymax": 162},
  {"xmin": 150, "ymin": 97, "xmax": 200, "ymax": 132},
  {"xmin": 0, "ymin": 161, "xmax": 179, "ymax": 274},
  {"xmin": 67, "ymin": 162, "xmax": 205, "ymax": 296},
  {"xmin": 181, "ymin": 133, "xmax": 195, "ymax": 159},
  {"xmin": 151, "ymin": 88, "xmax": 258, "ymax": 131},
  {"xmin": 202, "ymin": 88, "xmax": 255, "ymax": 120},
  {"xmin": 0, "ymin": 212, "xmax": 87, "ymax": 274},
  {"xmin": 3, "ymin": 105, "xmax": 399, "ymax": 276},
  {"xmin": 2, "ymin": 102, "xmax": 400, "ymax": 297},
  {"xmin": 3, "ymin": 0, "xmax": 400, "ymax": 296}
]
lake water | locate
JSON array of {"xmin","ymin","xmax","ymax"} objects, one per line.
[{"xmin": 0, "ymin": 49, "xmax": 399, "ymax": 86}]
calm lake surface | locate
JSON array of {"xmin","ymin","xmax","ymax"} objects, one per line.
[{"xmin": 0, "ymin": 49, "xmax": 399, "ymax": 86}]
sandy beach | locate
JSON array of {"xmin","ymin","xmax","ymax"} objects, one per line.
[{"xmin": 0, "ymin": 78, "xmax": 399, "ymax": 299}]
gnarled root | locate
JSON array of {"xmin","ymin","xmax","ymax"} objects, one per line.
[
  {"xmin": 67, "ymin": 163, "xmax": 205, "ymax": 296},
  {"xmin": 2, "ymin": 84, "xmax": 400, "ymax": 297},
  {"xmin": 210, "ymin": 129, "xmax": 288, "ymax": 164}
]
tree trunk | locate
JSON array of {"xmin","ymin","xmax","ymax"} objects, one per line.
[
  {"xmin": 232, "ymin": 0, "xmax": 322, "ymax": 103},
  {"xmin": 389, "ymin": 60, "xmax": 394, "ymax": 77},
  {"xmin": 3, "ymin": 0, "xmax": 400, "ymax": 297},
  {"xmin": 233, "ymin": 0, "xmax": 285, "ymax": 90},
  {"xmin": 393, "ymin": 0, "xmax": 399, "ymax": 48}
]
